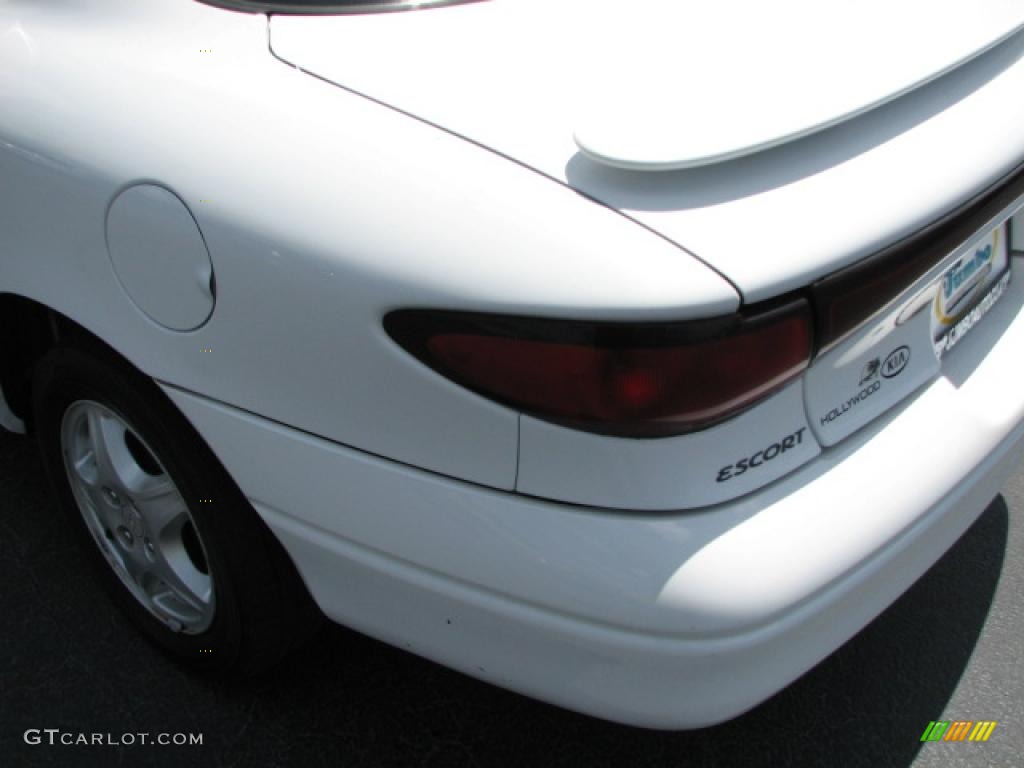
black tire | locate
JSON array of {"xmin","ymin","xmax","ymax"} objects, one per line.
[{"xmin": 31, "ymin": 343, "xmax": 322, "ymax": 677}]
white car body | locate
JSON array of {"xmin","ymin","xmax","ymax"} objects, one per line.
[{"xmin": 2, "ymin": 0, "xmax": 1024, "ymax": 728}]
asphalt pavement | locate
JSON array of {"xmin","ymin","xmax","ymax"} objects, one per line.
[{"xmin": 1, "ymin": 427, "xmax": 1021, "ymax": 768}]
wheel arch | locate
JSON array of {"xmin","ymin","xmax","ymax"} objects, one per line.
[
  {"xmin": 0, "ymin": 293, "xmax": 62, "ymax": 430},
  {"xmin": 0, "ymin": 293, "xmax": 181, "ymax": 435}
]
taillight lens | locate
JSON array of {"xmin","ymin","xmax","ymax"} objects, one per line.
[{"xmin": 384, "ymin": 299, "xmax": 812, "ymax": 437}]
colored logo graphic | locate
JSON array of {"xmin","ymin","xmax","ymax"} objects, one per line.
[
  {"xmin": 920, "ymin": 720, "xmax": 997, "ymax": 742},
  {"xmin": 934, "ymin": 229, "xmax": 1000, "ymax": 326}
]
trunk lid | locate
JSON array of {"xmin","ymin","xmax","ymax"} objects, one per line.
[{"xmin": 270, "ymin": 0, "xmax": 1024, "ymax": 299}]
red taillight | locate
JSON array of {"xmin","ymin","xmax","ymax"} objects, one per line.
[{"xmin": 385, "ymin": 299, "xmax": 812, "ymax": 437}]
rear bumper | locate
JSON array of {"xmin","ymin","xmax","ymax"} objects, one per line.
[
  {"xmin": 261, "ymin": 425, "xmax": 1023, "ymax": 729},
  {"xmin": 162, "ymin": 270, "xmax": 1024, "ymax": 729}
]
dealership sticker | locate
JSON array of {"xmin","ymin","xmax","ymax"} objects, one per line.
[
  {"xmin": 934, "ymin": 270, "xmax": 1011, "ymax": 358},
  {"xmin": 932, "ymin": 225, "xmax": 1011, "ymax": 358}
]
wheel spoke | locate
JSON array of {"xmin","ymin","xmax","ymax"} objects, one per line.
[
  {"xmin": 132, "ymin": 477, "xmax": 188, "ymax": 537},
  {"xmin": 128, "ymin": 471, "xmax": 175, "ymax": 501},
  {"xmin": 86, "ymin": 408, "xmax": 127, "ymax": 492},
  {"xmin": 120, "ymin": 549, "xmax": 149, "ymax": 587},
  {"xmin": 69, "ymin": 449, "xmax": 101, "ymax": 488},
  {"xmin": 150, "ymin": 548, "xmax": 211, "ymax": 615},
  {"xmin": 89, "ymin": 492, "xmax": 123, "ymax": 533}
]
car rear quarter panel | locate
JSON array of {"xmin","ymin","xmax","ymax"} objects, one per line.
[{"xmin": 0, "ymin": 0, "xmax": 738, "ymax": 488}]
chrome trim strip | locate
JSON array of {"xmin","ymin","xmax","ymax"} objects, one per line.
[{"xmin": 811, "ymin": 160, "xmax": 1024, "ymax": 355}]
